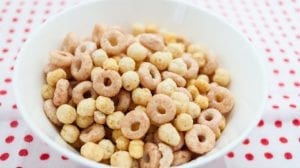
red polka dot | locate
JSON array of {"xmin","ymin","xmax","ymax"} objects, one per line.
[
  {"xmin": 40, "ymin": 153, "xmax": 50, "ymax": 160},
  {"xmin": 0, "ymin": 153, "xmax": 9, "ymax": 161},
  {"xmin": 283, "ymin": 58, "xmax": 290, "ymax": 63},
  {"xmin": 24, "ymin": 28, "xmax": 30, "ymax": 33},
  {"xmin": 275, "ymin": 120, "xmax": 282, "ymax": 128},
  {"xmin": 243, "ymin": 138, "xmax": 250, "ymax": 145},
  {"xmin": 284, "ymin": 152, "xmax": 293, "ymax": 160},
  {"xmin": 279, "ymin": 137, "xmax": 288, "ymax": 143},
  {"xmin": 227, "ymin": 152, "xmax": 234, "ymax": 158},
  {"xmin": 260, "ymin": 138, "xmax": 269, "ymax": 145},
  {"xmin": 0, "ymin": 90, "xmax": 7, "ymax": 95},
  {"xmin": 5, "ymin": 38, "xmax": 12, "ymax": 43},
  {"xmin": 268, "ymin": 57, "xmax": 274, "ymax": 62},
  {"xmin": 61, "ymin": 155, "xmax": 68, "ymax": 160},
  {"xmin": 272, "ymin": 105, "xmax": 279, "ymax": 109},
  {"xmin": 292, "ymin": 119, "xmax": 300, "ymax": 126},
  {"xmin": 264, "ymin": 152, "xmax": 273, "ymax": 159},
  {"xmin": 283, "ymin": 95, "xmax": 290, "ymax": 99},
  {"xmin": 258, "ymin": 119, "xmax": 264, "ymax": 127},
  {"xmin": 18, "ymin": 149, "xmax": 28, "ymax": 157},
  {"xmin": 24, "ymin": 134, "xmax": 33, "ymax": 143},
  {"xmin": 12, "ymin": 17, "xmax": 18, "ymax": 22},
  {"xmin": 2, "ymin": 48, "xmax": 9, "ymax": 53},
  {"xmin": 10, "ymin": 120, "xmax": 18, "ymax": 128},
  {"xmin": 245, "ymin": 153, "xmax": 254, "ymax": 161},
  {"xmin": 294, "ymin": 82, "xmax": 300, "ymax": 87},
  {"xmin": 289, "ymin": 104, "xmax": 297, "ymax": 108},
  {"xmin": 12, "ymin": 104, "xmax": 17, "ymax": 109},
  {"xmin": 265, "ymin": 48, "xmax": 271, "ymax": 52},
  {"xmin": 5, "ymin": 135, "xmax": 14, "ymax": 144},
  {"xmin": 278, "ymin": 82, "xmax": 284, "ymax": 87},
  {"xmin": 273, "ymin": 69, "xmax": 279, "ymax": 74}
]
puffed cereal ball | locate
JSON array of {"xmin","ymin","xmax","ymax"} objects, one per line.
[
  {"xmin": 213, "ymin": 68, "xmax": 230, "ymax": 87},
  {"xmin": 145, "ymin": 24, "xmax": 159, "ymax": 33},
  {"xmin": 194, "ymin": 95, "xmax": 209, "ymax": 110},
  {"xmin": 149, "ymin": 51, "xmax": 173, "ymax": 70},
  {"xmin": 156, "ymin": 78, "xmax": 177, "ymax": 96},
  {"xmin": 56, "ymin": 104, "xmax": 77, "ymax": 124},
  {"xmin": 197, "ymin": 74, "xmax": 209, "ymax": 82},
  {"xmin": 158, "ymin": 123, "xmax": 180, "ymax": 146},
  {"xmin": 112, "ymin": 129, "xmax": 123, "ymax": 142},
  {"xmin": 116, "ymin": 136, "xmax": 130, "ymax": 151},
  {"xmin": 187, "ymin": 43, "xmax": 205, "ymax": 54},
  {"xmin": 170, "ymin": 91, "xmax": 190, "ymax": 102},
  {"xmin": 132, "ymin": 88, "xmax": 152, "ymax": 106},
  {"xmin": 168, "ymin": 58, "xmax": 187, "ymax": 76},
  {"xmin": 80, "ymin": 142, "xmax": 104, "ymax": 162},
  {"xmin": 103, "ymin": 58, "xmax": 119, "ymax": 71},
  {"xmin": 194, "ymin": 78, "xmax": 210, "ymax": 93},
  {"xmin": 174, "ymin": 113, "xmax": 193, "ymax": 131},
  {"xmin": 122, "ymin": 71, "xmax": 140, "ymax": 91},
  {"xmin": 128, "ymin": 140, "xmax": 144, "ymax": 159},
  {"xmin": 77, "ymin": 98, "xmax": 96, "ymax": 117},
  {"xmin": 187, "ymin": 85, "xmax": 200, "ymax": 100},
  {"xmin": 171, "ymin": 91, "xmax": 189, "ymax": 114},
  {"xmin": 192, "ymin": 52, "xmax": 206, "ymax": 67},
  {"xmin": 76, "ymin": 115, "xmax": 94, "ymax": 128},
  {"xmin": 91, "ymin": 49, "xmax": 108, "ymax": 67},
  {"xmin": 167, "ymin": 43, "xmax": 184, "ymax": 58},
  {"xmin": 132, "ymin": 23, "xmax": 145, "ymax": 36},
  {"xmin": 110, "ymin": 151, "xmax": 133, "ymax": 168},
  {"xmin": 96, "ymin": 96, "xmax": 115, "ymax": 115},
  {"xmin": 46, "ymin": 68, "xmax": 67, "ymax": 86},
  {"xmin": 106, "ymin": 111, "xmax": 125, "ymax": 130},
  {"xmin": 94, "ymin": 111, "xmax": 106, "ymax": 125},
  {"xmin": 98, "ymin": 139, "xmax": 115, "ymax": 160},
  {"xmin": 127, "ymin": 42, "xmax": 149, "ymax": 62},
  {"xmin": 119, "ymin": 57, "xmax": 136, "ymax": 74},
  {"xmin": 41, "ymin": 84, "xmax": 54, "ymax": 99},
  {"xmin": 187, "ymin": 102, "xmax": 201, "ymax": 119},
  {"xmin": 60, "ymin": 124, "xmax": 80, "ymax": 143}
]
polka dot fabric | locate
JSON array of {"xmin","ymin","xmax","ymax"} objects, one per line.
[{"xmin": 0, "ymin": 0, "xmax": 299, "ymax": 167}]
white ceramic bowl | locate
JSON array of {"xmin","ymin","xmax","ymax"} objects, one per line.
[{"xmin": 14, "ymin": 0, "xmax": 267, "ymax": 167}]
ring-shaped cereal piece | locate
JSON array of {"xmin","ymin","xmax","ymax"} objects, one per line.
[
  {"xmin": 171, "ymin": 132, "xmax": 185, "ymax": 151},
  {"xmin": 138, "ymin": 62, "xmax": 161, "ymax": 90},
  {"xmin": 92, "ymin": 23, "xmax": 106, "ymax": 47},
  {"xmin": 92, "ymin": 70, "xmax": 122, "ymax": 97},
  {"xmin": 71, "ymin": 53, "xmax": 93, "ymax": 81},
  {"xmin": 43, "ymin": 99, "xmax": 62, "ymax": 126},
  {"xmin": 139, "ymin": 143, "xmax": 161, "ymax": 168},
  {"xmin": 139, "ymin": 33, "xmax": 165, "ymax": 51},
  {"xmin": 74, "ymin": 41, "xmax": 97, "ymax": 56},
  {"xmin": 197, "ymin": 108, "xmax": 224, "ymax": 135},
  {"xmin": 200, "ymin": 53, "xmax": 219, "ymax": 75},
  {"xmin": 158, "ymin": 143, "xmax": 173, "ymax": 168},
  {"xmin": 146, "ymin": 94, "xmax": 176, "ymax": 125},
  {"xmin": 79, "ymin": 124, "xmax": 105, "ymax": 143},
  {"xmin": 115, "ymin": 89, "xmax": 131, "ymax": 112},
  {"xmin": 72, "ymin": 81, "xmax": 97, "ymax": 104},
  {"xmin": 177, "ymin": 87, "xmax": 193, "ymax": 101},
  {"xmin": 171, "ymin": 150, "xmax": 192, "ymax": 166},
  {"xmin": 182, "ymin": 54, "xmax": 199, "ymax": 79},
  {"xmin": 120, "ymin": 110, "xmax": 150, "ymax": 139},
  {"xmin": 53, "ymin": 79, "xmax": 70, "ymax": 106},
  {"xmin": 185, "ymin": 124, "xmax": 215, "ymax": 154},
  {"xmin": 49, "ymin": 51, "xmax": 73, "ymax": 67},
  {"xmin": 162, "ymin": 71, "xmax": 186, "ymax": 87},
  {"xmin": 207, "ymin": 84, "xmax": 234, "ymax": 114},
  {"xmin": 100, "ymin": 29, "xmax": 128, "ymax": 55}
]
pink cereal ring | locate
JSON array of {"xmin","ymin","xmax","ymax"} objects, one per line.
[
  {"xmin": 53, "ymin": 79, "xmax": 70, "ymax": 106},
  {"xmin": 201, "ymin": 53, "xmax": 219, "ymax": 75},
  {"xmin": 74, "ymin": 41, "xmax": 97, "ymax": 56},
  {"xmin": 207, "ymin": 83, "xmax": 234, "ymax": 114},
  {"xmin": 197, "ymin": 108, "xmax": 224, "ymax": 135},
  {"xmin": 43, "ymin": 99, "xmax": 62, "ymax": 126},
  {"xmin": 146, "ymin": 94, "xmax": 176, "ymax": 125},
  {"xmin": 120, "ymin": 110, "xmax": 150, "ymax": 139},
  {"xmin": 177, "ymin": 87, "xmax": 193, "ymax": 101},
  {"xmin": 139, "ymin": 143, "xmax": 161, "ymax": 168},
  {"xmin": 71, "ymin": 53, "xmax": 93, "ymax": 81},
  {"xmin": 100, "ymin": 29, "xmax": 128, "ymax": 55},
  {"xmin": 162, "ymin": 71, "xmax": 186, "ymax": 87},
  {"xmin": 49, "ymin": 51, "xmax": 73, "ymax": 67},
  {"xmin": 93, "ymin": 70, "xmax": 122, "ymax": 97},
  {"xmin": 139, "ymin": 33, "xmax": 165, "ymax": 51},
  {"xmin": 138, "ymin": 62, "xmax": 161, "ymax": 90},
  {"xmin": 72, "ymin": 81, "xmax": 97, "ymax": 104},
  {"xmin": 182, "ymin": 54, "xmax": 199, "ymax": 79},
  {"xmin": 185, "ymin": 124, "xmax": 215, "ymax": 154},
  {"xmin": 115, "ymin": 89, "xmax": 131, "ymax": 112}
]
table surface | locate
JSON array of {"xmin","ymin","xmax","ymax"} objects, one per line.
[{"xmin": 0, "ymin": 0, "xmax": 300, "ymax": 167}]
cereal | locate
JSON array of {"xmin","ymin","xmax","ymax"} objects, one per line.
[
  {"xmin": 119, "ymin": 57, "xmax": 136, "ymax": 74},
  {"xmin": 174, "ymin": 113, "xmax": 193, "ymax": 131},
  {"xmin": 213, "ymin": 68, "xmax": 231, "ymax": 87},
  {"xmin": 91, "ymin": 49, "xmax": 108, "ymax": 67},
  {"xmin": 96, "ymin": 96, "xmax": 115, "ymax": 115},
  {"xmin": 61, "ymin": 32, "xmax": 80, "ymax": 54},
  {"xmin": 92, "ymin": 24, "xmax": 106, "ymax": 47},
  {"xmin": 162, "ymin": 71, "xmax": 186, "ymax": 87},
  {"xmin": 77, "ymin": 98, "xmax": 96, "ymax": 117},
  {"xmin": 185, "ymin": 124, "xmax": 215, "ymax": 154},
  {"xmin": 145, "ymin": 24, "xmax": 158, "ymax": 33},
  {"xmin": 110, "ymin": 151, "xmax": 133, "ymax": 168},
  {"xmin": 120, "ymin": 110, "xmax": 150, "ymax": 139},
  {"xmin": 79, "ymin": 124, "xmax": 105, "ymax": 143},
  {"xmin": 156, "ymin": 78, "xmax": 177, "ymax": 96},
  {"xmin": 41, "ymin": 84, "xmax": 54, "ymax": 99},
  {"xmin": 158, "ymin": 123, "xmax": 180, "ymax": 146},
  {"xmin": 127, "ymin": 42, "xmax": 149, "ymax": 62},
  {"xmin": 132, "ymin": 23, "xmax": 145, "ymax": 36},
  {"xmin": 194, "ymin": 78, "xmax": 210, "ymax": 93},
  {"xmin": 172, "ymin": 150, "xmax": 192, "ymax": 166},
  {"xmin": 75, "ymin": 41, "xmax": 97, "ymax": 56},
  {"xmin": 46, "ymin": 68, "xmax": 67, "ymax": 86},
  {"xmin": 56, "ymin": 104, "xmax": 77, "ymax": 124},
  {"xmin": 177, "ymin": 87, "xmax": 192, "ymax": 101},
  {"xmin": 168, "ymin": 58, "xmax": 187, "ymax": 76},
  {"xmin": 94, "ymin": 111, "xmax": 106, "ymax": 125},
  {"xmin": 166, "ymin": 43, "xmax": 184, "ymax": 58},
  {"xmin": 200, "ymin": 53, "xmax": 219, "ymax": 75},
  {"xmin": 158, "ymin": 143, "xmax": 173, "ymax": 168},
  {"xmin": 187, "ymin": 101, "xmax": 201, "ymax": 119},
  {"xmin": 139, "ymin": 33, "xmax": 165, "ymax": 51},
  {"xmin": 132, "ymin": 88, "xmax": 152, "ymax": 106},
  {"xmin": 43, "ymin": 99, "xmax": 62, "ymax": 126},
  {"xmin": 103, "ymin": 58, "xmax": 119, "ymax": 71},
  {"xmin": 60, "ymin": 124, "xmax": 80, "ymax": 143},
  {"xmin": 93, "ymin": 70, "xmax": 122, "ymax": 97},
  {"xmin": 52, "ymin": 79, "xmax": 69, "ymax": 107},
  {"xmin": 98, "ymin": 139, "xmax": 115, "ymax": 160},
  {"xmin": 139, "ymin": 143, "xmax": 161, "ymax": 168},
  {"xmin": 128, "ymin": 140, "xmax": 144, "ymax": 159},
  {"xmin": 149, "ymin": 51, "xmax": 173, "ymax": 70},
  {"xmin": 49, "ymin": 51, "xmax": 73, "ymax": 67},
  {"xmin": 187, "ymin": 43, "xmax": 205, "ymax": 54},
  {"xmin": 76, "ymin": 115, "xmax": 94, "ymax": 129},
  {"xmin": 171, "ymin": 132, "xmax": 185, "ymax": 152},
  {"xmin": 138, "ymin": 62, "xmax": 161, "ymax": 90},
  {"xmin": 182, "ymin": 54, "xmax": 199, "ymax": 79},
  {"xmin": 80, "ymin": 142, "xmax": 104, "ymax": 162},
  {"xmin": 171, "ymin": 91, "xmax": 189, "ymax": 114},
  {"xmin": 106, "ymin": 111, "xmax": 125, "ymax": 130},
  {"xmin": 194, "ymin": 94, "xmax": 209, "ymax": 110},
  {"xmin": 71, "ymin": 54, "xmax": 93, "ymax": 81},
  {"xmin": 112, "ymin": 129, "xmax": 123, "ymax": 142},
  {"xmin": 116, "ymin": 135, "xmax": 130, "ymax": 150},
  {"xmin": 207, "ymin": 84, "xmax": 234, "ymax": 114},
  {"xmin": 122, "ymin": 71, "xmax": 140, "ymax": 91},
  {"xmin": 115, "ymin": 89, "xmax": 131, "ymax": 112},
  {"xmin": 198, "ymin": 74, "xmax": 209, "ymax": 82},
  {"xmin": 101, "ymin": 29, "xmax": 128, "ymax": 55},
  {"xmin": 91, "ymin": 67, "xmax": 104, "ymax": 81},
  {"xmin": 146, "ymin": 94, "xmax": 176, "ymax": 125},
  {"xmin": 192, "ymin": 52, "xmax": 206, "ymax": 67},
  {"xmin": 72, "ymin": 81, "xmax": 97, "ymax": 105},
  {"xmin": 187, "ymin": 84, "xmax": 200, "ymax": 100}
]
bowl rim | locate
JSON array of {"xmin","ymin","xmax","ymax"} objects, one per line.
[{"xmin": 13, "ymin": 0, "xmax": 268, "ymax": 167}]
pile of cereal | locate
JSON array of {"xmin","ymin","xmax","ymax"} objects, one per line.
[{"xmin": 41, "ymin": 23, "xmax": 234, "ymax": 167}]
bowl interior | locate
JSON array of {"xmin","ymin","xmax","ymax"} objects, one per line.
[{"xmin": 14, "ymin": 0, "xmax": 267, "ymax": 167}]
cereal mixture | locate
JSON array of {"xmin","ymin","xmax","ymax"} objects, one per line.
[{"xmin": 41, "ymin": 23, "xmax": 234, "ymax": 168}]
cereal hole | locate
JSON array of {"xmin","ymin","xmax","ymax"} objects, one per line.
[
  {"xmin": 131, "ymin": 122, "xmax": 140, "ymax": 131},
  {"xmin": 157, "ymin": 106, "xmax": 166, "ymax": 114},
  {"xmin": 109, "ymin": 36, "xmax": 118, "ymax": 46},
  {"xmin": 205, "ymin": 114, "xmax": 213, "ymax": 121},
  {"xmin": 80, "ymin": 45, "xmax": 87, "ymax": 52},
  {"xmin": 104, "ymin": 78, "xmax": 112, "ymax": 86},
  {"xmin": 83, "ymin": 91, "xmax": 92, "ymax": 98},
  {"xmin": 150, "ymin": 69, "xmax": 156, "ymax": 78},
  {"xmin": 198, "ymin": 135, "xmax": 206, "ymax": 142},
  {"xmin": 143, "ymin": 153, "xmax": 150, "ymax": 163},
  {"xmin": 215, "ymin": 94, "xmax": 224, "ymax": 102}
]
